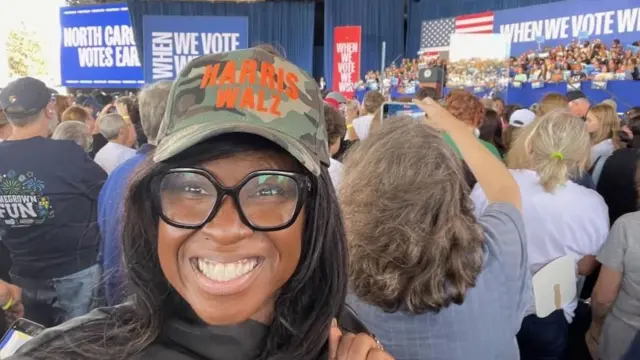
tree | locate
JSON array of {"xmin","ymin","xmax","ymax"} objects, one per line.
[{"xmin": 6, "ymin": 23, "xmax": 46, "ymax": 78}]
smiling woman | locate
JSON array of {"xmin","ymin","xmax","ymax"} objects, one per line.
[{"xmin": 7, "ymin": 48, "xmax": 393, "ymax": 360}]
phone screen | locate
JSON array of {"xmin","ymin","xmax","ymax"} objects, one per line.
[
  {"xmin": 381, "ymin": 102, "xmax": 425, "ymax": 121},
  {"xmin": 0, "ymin": 328, "xmax": 32, "ymax": 358},
  {"xmin": 0, "ymin": 319, "xmax": 44, "ymax": 359}
]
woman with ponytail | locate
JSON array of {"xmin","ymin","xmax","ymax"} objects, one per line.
[{"xmin": 472, "ymin": 110, "xmax": 610, "ymax": 360}]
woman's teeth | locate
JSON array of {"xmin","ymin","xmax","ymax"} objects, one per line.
[{"xmin": 196, "ymin": 258, "xmax": 259, "ymax": 282}]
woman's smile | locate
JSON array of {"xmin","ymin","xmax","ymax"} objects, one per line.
[{"xmin": 190, "ymin": 256, "xmax": 264, "ymax": 295}]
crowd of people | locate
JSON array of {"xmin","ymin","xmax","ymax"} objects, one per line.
[
  {"xmin": 0, "ymin": 42, "xmax": 640, "ymax": 360},
  {"xmin": 352, "ymin": 38, "xmax": 640, "ymax": 95}
]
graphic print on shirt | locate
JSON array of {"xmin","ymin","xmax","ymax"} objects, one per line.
[{"xmin": 0, "ymin": 170, "xmax": 54, "ymax": 227}]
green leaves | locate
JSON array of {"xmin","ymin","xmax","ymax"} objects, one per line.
[{"xmin": 6, "ymin": 23, "xmax": 46, "ymax": 78}]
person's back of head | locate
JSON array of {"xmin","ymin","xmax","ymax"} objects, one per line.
[
  {"xmin": 537, "ymin": 93, "xmax": 569, "ymax": 117},
  {"xmin": 54, "ymin": 95, "xmax": 71, "ymax": 121},
  {"xmin": 361, "ymin": 91, "xmax": 385, "ymax": 115},
  {"xmin": 137, "ymin": 80, "xmax": 172, "ymax": 146},
  {"xmin": 0, "ymin": 77, "xmax": 54, "ymax": 136},
  {"xmin": 524, "ymin": 109, "xmax": 591, "ymax": 192},
  {"xmin": 61, "ymin": 105, "xmax": 91, "ymax": 123},
  {"xmin": 340, "ymin": 116, "xmax": 484, "ymax": 314},
  {"xmin": 99, "ymin": 113, "xmax": 128, "ymax": 142},
  {"xmin": 596, "ymin": 149, "xmax": 640, "ymax": 224},
  {"xmin": 479, "ymin": 109, "xmax": 500, "ymax": 146},
  {"xmin": 445, "ymin": 89, "xmax": 484, "ymax": 129},
  {"xmin": 323, "ymin": 104, "xmax": 346, "ymax": 156},
  {"xmin": 52, "ymin": 121, "xmax": 92, "ymax": 152}
]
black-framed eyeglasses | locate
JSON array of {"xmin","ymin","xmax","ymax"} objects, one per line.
[{"xmin": 153, "ymin": 168, "xmax": 311, "ymax": 231}]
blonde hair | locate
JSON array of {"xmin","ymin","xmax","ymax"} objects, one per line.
[
  {"xmin": 505, "ymin": 122, "xmax": 535, "ymax": 170},
  {"xmin": 537, "ymin": 93, "xmax": 569, "ymax": 116},
  {"xmin": 502, "ymin": 126, "xmax": 524, "ymax": 151},
  {"xmin": 523, "ymin": 110, "xmax": 590, "ymax": 192},
  {"xmin": 588, "ymin": 104, "xmax": 621, "ymax": 147},
  {"xmin": 340, "ymin": 117, "xmax": 484, "ymax": 313}
]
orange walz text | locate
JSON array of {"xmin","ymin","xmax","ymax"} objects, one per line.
[{"xmin": 199, "ymin": 59, "xmax": 299, "ymax": 116}]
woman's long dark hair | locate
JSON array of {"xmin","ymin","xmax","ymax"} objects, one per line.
[{"xmin": 24, "ymin": 134, "xmax": 348, "ymax": 360}]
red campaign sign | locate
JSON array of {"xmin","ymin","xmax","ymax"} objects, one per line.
[{"xmin": 332, "ymin": 26, "xmax": 361, "ymax": 99}]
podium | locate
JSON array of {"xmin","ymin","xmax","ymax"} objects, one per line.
[{"xmin": 418, "ymin": 67, "xmax": 446, "ymax": 99}]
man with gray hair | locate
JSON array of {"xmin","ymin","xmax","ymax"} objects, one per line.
[
  {"xmin": 98, "ymin": 80, "xmax": 173, "ymax": 306},
  {"xmin": 93, "ymin": 113, "xmax": 137, "ymax": 174},
  {"xmin": 52, "ymin": 121, "xmax": 92, "ymax": 153},
  {"xmin": 0, "ymin": 77, "xmax": 106, "ymax": 326},
  {"xmin": 567, "ymin": 91, "xmax": 591, "ymax": 119}
]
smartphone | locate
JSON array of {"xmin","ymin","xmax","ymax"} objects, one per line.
[
  {"xmin": 380, "ymin": 102, "xmax": 425, "ymax": 123},
  {"xmin": 0, "ymin": 319, "xmax": 45, "ymax": 359}
]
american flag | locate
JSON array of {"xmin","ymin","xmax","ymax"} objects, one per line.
[{"xmin": 420, "ymin": 11, "xmax": 495, "ymax": 54}]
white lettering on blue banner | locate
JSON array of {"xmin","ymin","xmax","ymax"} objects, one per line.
[
  {"xmin": 499, "ymin": 7, "xmax": 640, "ymax": 44},
  {"xmin": 62, "ymin": 25, "xmax": 140, "ymax": 68}
]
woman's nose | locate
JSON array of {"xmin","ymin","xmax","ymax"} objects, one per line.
[{"xmin": 200, "ymin": 196, "xmax": 253, "ymax": 245}]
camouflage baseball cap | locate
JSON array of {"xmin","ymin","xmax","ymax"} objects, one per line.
[{"xmin": 153, "ymin": 48, "xmax": 330, "ymax": 176}]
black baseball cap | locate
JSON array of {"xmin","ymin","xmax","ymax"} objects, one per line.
[
  {"xmin": 0, "ymin": 77, "xmax": 51, "ymax": 119},
  {"xmin": 566, "ymin": 90, "xmax": 587, "ymax": 102}
]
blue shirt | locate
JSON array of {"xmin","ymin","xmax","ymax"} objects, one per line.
[{"xmin": 98, "ymin": 144, "xmax": 154, "ymax": 306}]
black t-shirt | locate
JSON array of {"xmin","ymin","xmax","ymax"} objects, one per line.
[
  {"xmin": 0, "ymin": 137, "xmax": 106, "ymax": 279},
  {"xmin": 89, "ymin": 133, "xmax": 108, "ymax": 159}
]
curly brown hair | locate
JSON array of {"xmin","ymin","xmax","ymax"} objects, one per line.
[
  {"xmin": 445, "ymin": 90, "xmax": 485, "ymax": 127},
  {"xmin": 323, "ymin": 104, "xmax": 346, "ymax": 146},
  {"xmin": 340, "ymin": 117, "xmax": 485, "ymax": 314}
]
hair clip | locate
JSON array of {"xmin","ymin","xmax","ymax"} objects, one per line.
[{"xmin": 551, "ymin": 152, "xmax": 564, "ymax": 160}]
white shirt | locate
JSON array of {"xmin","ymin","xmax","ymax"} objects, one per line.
[
  {"xmin": 353, "ymin": 115, "xmax": 374, "ymax": 140},
  {"xmin": 328, "ymin": 158, "xmax": 344, "ymax": 191},
  {"xmin": 590, "ymin": 139, "xmax": 615, "ymax": 167},
  {"xmin": 94, "ymin": 142, "xmax": 137, "ymax": 175},
  {"xmin": 471, "ymin": 169, "xmax": 609, "ymax": 321}
]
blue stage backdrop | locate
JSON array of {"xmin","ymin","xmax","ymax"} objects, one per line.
[
  {"xmin": 142, "ymin": 15, "xmax": 248, "ymax": 82},
  {"xmin": 60, "ymin": 3, "xmax": 144, "ymax": 88},
  {"xmin": 495, "ymin": 0, "xmax": 640, "ymax": 56},
  {"xmin": 127, "ymin": 0, "xmax": 315, "ymax": 76}
]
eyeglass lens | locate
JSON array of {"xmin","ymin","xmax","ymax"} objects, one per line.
[{"xmin": 159, "ymin": 171, "xmax": 300, "ymax": 229}]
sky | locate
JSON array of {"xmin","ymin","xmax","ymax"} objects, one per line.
[{"xmin": 0, "ymin": 0, "xmax": 67, "ymax": 85}]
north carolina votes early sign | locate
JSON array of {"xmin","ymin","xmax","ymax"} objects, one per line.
[
  {"xmin": 493, "ymin": 0, "xmax": 640, "ymax": 55},
  {"xmin": 143, "ymin": 15, "xmax": 248, "ymax": 82},
  {"xmin": 59, "ymin": 3, "xmax": 144, "ymax": 88}
]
